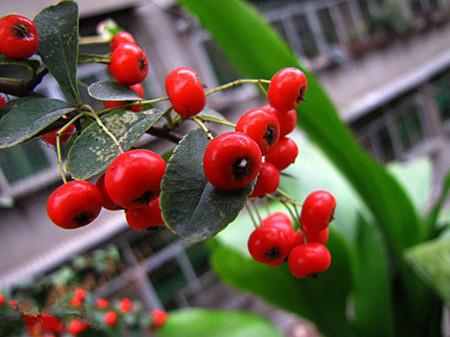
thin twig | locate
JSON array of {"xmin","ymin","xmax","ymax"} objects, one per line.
[{"xmin": 192, "ymin": 117, "xmax": 214, "ymax": 139}]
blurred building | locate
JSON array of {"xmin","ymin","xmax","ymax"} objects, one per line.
[{"xmin": 0, "ymin": 0, "xmax": 449, "ymax": 332}]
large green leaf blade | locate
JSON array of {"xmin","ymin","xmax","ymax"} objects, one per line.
[
  {"xmin": 34, "ymin": 0, "xmax": 80, "ymax": 103},
  {"xmin": 88, "ymin": 81, "xmax": 142, "ymax": 101},
  {"xmin": 159, "ymin": 309, "xmax": 284, "ymax": 337}
]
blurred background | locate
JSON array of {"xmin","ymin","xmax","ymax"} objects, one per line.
[{"xmin": 0, "ymin": 0, "xmax": 449, "ymax": 336}]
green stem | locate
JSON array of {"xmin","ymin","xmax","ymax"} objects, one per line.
[
  {"xmin": 192, "ymin": 117, "xmax": 214, "ymax": 140},
  {"xmin": 251, "ymin": 199, "xmax": 262, "ymax": 223},
  {"xmin": 197, "ymin": 114, "xmax": 236, "ymax": 128},
  {"xmin": 79, "ymin": 52, "xmax": 110, "ymax": 58},
  {"xmin": 280, "ymin": 200, "xmax": 299, "ymax": 231},
  {"xmin": 0, "ymin": 77, "xmax": 23, "ymax": 83},
  {"xmin": 97, "ymin": 96, "xmax": 170, "ymax": 116},
  {"xmin": 257, "ymin": 81, "xmax": 268, "ymax": 98},
  {"xmin": 205, "ymin": 79, "xmax": 271, "ymax": 96},
  {"xmin": 79, "ymin": 35, "xmax": 111, "ymax": 45},
  {"xmin": 245, "ymin": 203, "xmax": 258, "ymax": 229}
]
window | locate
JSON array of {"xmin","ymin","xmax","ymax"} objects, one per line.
[{"xmin": 292, "ymin": 13, "xmax": 320, "ymax": 59}]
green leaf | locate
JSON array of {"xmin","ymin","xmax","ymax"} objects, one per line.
[
  {"xmin": 405, "ymin": 238, "xmax": 450, "ymax": 303},
  {"xmin": 34, "ymin": 0, "xmax": 80, "ymax": 103},
  {"xmin": 88, "ymin": 80, "xmax": 142, "ymax": 101},
  {"xmin": 159, "ymin": 309, "xmax": 284, "ymax": 337},
  {"xmin": 0, "ymin": 55, "xmax": 41, "ymax": 73},
  {"xmin": 426, "ymin": 170, "xmax": 450, "ymax": 237},
  {"xmin": 67, "ymin": 109, "xmax": 163, "ymax": 179},
  {"xmin": 0, "ymin": 98, "xmax": 74, "ymax": 148},
  {"xmin": 160, "ymin": 129, "xmax": 252, "ymax": 242}
]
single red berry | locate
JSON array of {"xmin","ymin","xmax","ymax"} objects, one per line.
[
  {"xmin": 251, "ymin": 162, "xmax": 280, "ymax": 197},
  {"xmin": 261, "ymin": 212, "xmax": 291, "ymax": 227},
  {"xmin": 111, "ymin": 31, "xmax": 136, "ymax": 51},
  {"xmin": 293, "ymin": 229, "xmax": 305, "ymax": 247},
  {"xmin": 104, "ymin": 311, "xmax": 118, "ymax": 327},
  {"xmin": 268, "ymin": 67, "xmax": 307, "ymax": 112},
  {"xmin": 9, "ymin": 299, "xmax": 18, "ymax": 309},
  {"xmin": 287, "ymin": 243, "xmax": 331, "ymax": 278},
  {"xmin": 261, "ymin": 212, "xmax": 295, "ymax": 249},
  {"xmin": 119, "ymin": 298, "xmax": 134, "ymax": 313},
  {"xmin": 265, "ymin": 137, "xmax": 298, "ymax": 171},
  {"xmin": 305, "ymin": 227, "xmax": 329, "ymax": 245},
  {"xmin": 0, "ymin": 294, "xmax": 4, "ymax": 306},
  {"xmin": 150, "ymin": 309, "xmax": 168, "ymax": 330},
  {"xmin": 0, "ymin": 95, "xmax": 6, "ymax": 108},
  {"xmin": 96, "ymin": 174, "xmax": 121, "ymax": 211},
  {"xmin": 235, "ymin": 108, "xmax": 280, "ymax": 154},
  {"xmin": 41, "ymin": 124, "xmax": 76, "ymax": 146},
  {"xmin": 105, "ymin": 149, "xmax": 166, "ymax": 209},
  {"xmin": 73, "ymin": 288, "xmax": 86, "ymax": 301},
  {"xmin": 47, "ymin": 180, "xmax": 103, "ymax": 229},
  {"xmin": 67, "ymin": 320, "xmax": 88, "ymax": 336},
  {"xmin": 109, "ymin": 43, "xmax": 148, "ymax": 85},
  {"xmin": 38, "ymin": 315, "xmax": 64, "ymax": 334},
  {"xmin": 0, "ymin": 15, "xmax": 38, "ymax": 59},
  {"xmin": 125, "ymin": 196, "xmax": 164, "ymax": 230},
  {"xmin": 300, "ymin": 190, "xmax": 336, "ymax": 233},
  {"xmin": 203, "ymin": 132, "xmax": 262, "ymax": 191},
  {"xmin": 263, "ymin": 104, "xmax": 297, "ymax": 137},
  {"xmin": 103, "ymin": 83, "xmax": 144, "ymax": 112},
  {"xmin": 165, "ymin": 67, "xmax": 205, "ymax": 117},
  {"xmin": 69, "ymin": 296, "xmax": 82, "ymax": 307},
  {"xmin": 247, "ymin": 226, "xmax": 290, "ymax": 266},
  {"xmin": 96, "ymin": 298, "xmax": 110, "ymax": 309}
]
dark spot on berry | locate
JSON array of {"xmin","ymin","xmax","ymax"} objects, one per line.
[
  {"xmin": 138, "ymin": 57, "xmax": 147, "ymax": 72},
  {"xmin": 265, "ymin": 247, "xmax": 280, "ymax": 261},
  {"xmin": 12, "ymin": 24, "xmax": 31, "ymax": 39},
  {"xmin": 73, "ymin": 212, "xmax": 93, "ymax": 226},
  {"xmin": 232, "ymin": 157, "xmax": 250, "ymax": 181},
  {"xmin": 296, "ymin": 86, "xmax": 306, "ymax": 105},
  {"xmin": 263, "ymin": 125, "xmax": 277, "ymax": 145},
  {"xmin": 133, "ymin": 190, "xmax": 156, "ymax": 205}
]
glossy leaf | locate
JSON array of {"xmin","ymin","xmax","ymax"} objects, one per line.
[
  {"xmin": 160, "ymin": 129, "xmax": 252, "ymax": 242},
  {"xmin": 34, "ymin": 0, "xmax": 80, "ymax": 103},
  {"xmin": 159, "ymin": 309, "xmax": 284, "ymax": 337},
  {"xmin": 0, "ymin": 98, "xmax": 74, "ymax": 148},
  {"xmin": 88, "ymin": 81, "xmax": 142, "ymax": 101},
  {"xmin": 66, "ymin": 109, "xmax": 163, "ymax": 179}
]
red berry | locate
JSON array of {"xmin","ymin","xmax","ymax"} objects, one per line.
[
  {"xmin": 247, "ymin": 226, "xmax": 290, "ymax": 266},
  {"xmin": 109, "ymin": 43, "xmax": 148, "ymax": 85},
  {"xmin": 300, "ymin": 190, "xmax": 336, "ymax": 233},
  {"xmin": 47, "ymin": 180, "xmax": 103, "ymax": 229},
  {"xmin": 261, "ymin": 212, "xmax": 295, "ymax": 249},
  {"xmin": 0, "ymin": 95, "xmax": 6, "ymax": 108},
  {"xmin": 41, "ymin": 124, "xmax": 76, "ymax": 146},
  {"xmin": 265, "ymin": 137, "xmax": 298, "ymax": 171},
  {"xmin": 0, "ymin": 15, "xmax": 38, "ymax": 59},
  {"xmin": 235, "ymin": 108, "xmax": 280, "ymax": 154},
  {"xmin": 67, "ymin": 320, "xmax": 88, "ymax": 336},
  {"xmin": 165, "ymin": 67, "xmax": 205, "ymax": 117},
  {"xmin": 305, "ymin": 227, "xmax": 329, "ymax": 245},
  {"xmin": 96, "ymin": 298, "xmax": 110, "ymax": 309},
  {"xmin": 105, "ymin": 150, "xmax": 166, "ymax": 209},
  {"xmin": 287, "ymin": 243, "xmax": 331, "ymax": 278},
  {"xmin": 104, "ymin": 311, "xmax": 118, "ymax": 326},
  {"xmin": 69, "ymin": 296, "xmax": 82, "ymax": 307},
  {"xmin": 268, "ymin": 67, "xmax": 307, "ymax": 112},
  {"xmin": 9, "ymin": 299, "xmax": 18, "ymax": 309},
  {"xmin": 150, "ymin": 309, "xmax": 168, "ymax": 330},
  {"xmin": 96, "ymin": 174, "xmax": 121, "ymax": 211},
  {"xmin": 263, "ymin": 105, "xmax": 297, "ymax": 137},
  {"xmin": 103, "ymin": 83, "xmax": 144, "ymax": 112},
  {"xmin": 126, "ymin": 196, "xmax": 164, "ymax": 230},
  {"xmin": 203, "ymin": 132, "xmax": 262, "ymax": 191},
  {"xmin": 261, "ymin": 212, "xmax": 291, "ymax": 227},
  {"xmin": 251, "ymin": 162, "xmax": 280, "ymax": 197},
  {"xmin": 73, "ymin": 288, "xmax": 86, "ymax": 301},
  {"xmin": 0, "ymin": 294, "xmax": 4, "ymax": 306},
  {"xmin": 111, "ymin": 32, "xmax": 136, "ymax": 51},
  {"xmin": 293, "ymin": 229, "xmax": 305, "ymax": 247},
  {"xmin": 119, "ymin": 298, "xmax": 134, "ymax": 313}
]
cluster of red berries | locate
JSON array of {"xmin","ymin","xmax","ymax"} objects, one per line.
[
  {"xmin": 0, "ymin": 15, "xmax": 38, "ymax": 60},
  {"xmin": 248, "ymin": 190, "xmax": 335, "ymax": 278}
]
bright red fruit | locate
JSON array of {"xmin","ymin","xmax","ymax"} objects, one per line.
[
  {"xmin": 265, "ymin": 137, "xmax": 298, "ymax": 171},
  {"xmin": 125, "ymin": 196, "xmax": 164, "ymax": 230},
  {"xmin": 0, "ymin": 294, "xmax": 4, "ymax": 306},
  {"xmin": 96, "ymin": 174, "xmax": 121, "ymax": 211},
  {"xmin": 236, "ymin": 108, "xmax": 280, "ymax": 154},
  {"xmin": 109, "ymin": 43, "xmax": 148, "ymax": 85},
  {"xmin": 251, "ymin": 162, "xmax": 280, "ymax": 197},
  {"xmin": 261, "ymin": 212, "xmax": 295, "ymax": 249},
  {"xmin": 67, "ymin": 320, "xmax": 88, "ymax": 336},
  {"xmin": 104, "ymin": 311, "xmax": 118, "ymax": 326},
  {"xmin": 247, "ymin": 226, "xmax": 290, "ymax": 266},
  {"xmin": 96, "ymin": 298, "xmax": 110, "ymax": 309},
  {"xmin": 103, "ymin": 83, "xmax": 144, "ymax": 112},
  {"xmin": 0, "ymin": 95, "xmax": 6, "ymax": 108},
  {"xmin": 0, "ymin": 15, "xmax": 38, "ymax": 59},
  {"xmin": 150, "ymin": 309, "xmax": 168, "ymax": 330},
  {"xmin": 263, "ymin": 105, "xmax": 297, "ymax": 137},
  {"xmin": 23, "ymin": 314, "xmax": 64, "ymax": 336},
  {"xmin": 293, "ymin": 229, "xmax": 305, "ymax": 247},
  {"xmin": 165, "ymin": 67, "xmax": 205, "ymax": 117},
  {"xmin": 105, "ymin": 150, "xmax": 166, "ymax": 209},
  {"xmin": 305, "ymin": 227, "xmax": 329, "ymax": 245},
  {"xmin": 287, "ymin": 243, "xmax": 331, "ymax": 278},
  {"xmin": 203, "ymin": 132, "xmax": 262, "ymax": 190},
  {"xmin": 300, "ymin": 190, "xmax": 336, "ymax": 233},
  {"xmin": 111, "ymin": 31, "xmax": 136, "ymax": 51},
  {"xmin": 47, "ymin": 180, "xmax": 103, "ymax": 229},
  {"xmin": 41, "ymin": 124, "xmax": 76, "ymax": 146},
  {"xmin": 119, "ymin": 297, "xmax": 134, "ymax": 313},
  {"xmin": 268, "ymin": 67, "xmax": 307, "ymax": 112}
]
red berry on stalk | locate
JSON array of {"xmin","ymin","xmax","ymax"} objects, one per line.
[
  {"xmin": 0, "ymin": 294, "xmax": 4, "ymax": 306},
  {"xmin": 265, "ymin": 137, "xmax": 298, "ymax": 171},
  {"xmin": 47, "ymin": 180, "xmax": 103, "ymax": 229},
  {"xmin": 74, "ymin": 288, "xmax": 86, "ymax": 301},
  {"xmin": 105, "ymin": 150, "xmax": 166, "ymax": 209},
  {"xmin": 96, "ymin": 298, "xmax": 110, "ymax": 309},
  {"xmin": 165, "ymin": 67, "xmax": 205, "ymax": 117},
  {"xmin": 104, "ymin": 311, "xmax": 118, "ymax": 327},
  {"xmin": 111, "ymin": 31, "xmax": 136, "ymax": 51},
  {"xmin": 41, "ymin": 124, "xmax": 76, "ymax": 146},
  {"xmin": 96, "ymin": 174, "xmax": 121, "ymax": 211},
  {"xmin": 150, "ymin": 309, "xmax": 168, "ymax": 330},
  {"xmin": 103, "ymin": 83, "xmax": 144, "ymax": 112},
  {"xmin": 119, "ymin": 298, "xmax": 134, "ymax": 313},
  {"xmin": 0, "ymin": 95, "xmax": 6, "ymax": 108},
  {"xmin": 251, "ymin": 162, "xmax": 280, "ymax": 197},
  {"xmin": 0, "ymin": 15, "xmax": 38, "ymax": 59},
  {"xmin": 268, "ymin": 67, "xmax": 307, "ymax": 112},
  {"xmin": 305, "ymin": 227, "xmax": 329, "ymax": 245},
  {"xmin": 263, "ymin": 104, "xmax": 297, "ymax": 137},
  {"xmin": 261, "ymin": 212, "xmax": 295, "ymax": 249},
  {"xmin": 236, "ymin": 108, "xmax": 280, "ymax": 154},
  {"xmin": 203, "ymin": 132, "xmax": 262, "ymax": 191},
  {"xmin": 300, "ymin": 190, "xmax": 336, "ymax": 233},
  {"xmin": 287, "ymin": 243, "xmax": 331, "ymax": 278},
  {"xmin": 67, "ymin": 320, "xmax": 88, "ymax": 336},
  {"xmin": 247, "ymin": 225, "xmax": 290, "ymax": 266},
  {"xmin": 109, "ymin": 43, "xmax": 148, "ymax": 85},
  {"xmin": 125, "ymin": 196, "xmax": 164, "ymax": 230}
]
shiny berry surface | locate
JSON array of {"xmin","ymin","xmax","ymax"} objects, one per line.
[
  {"xmin": 300, "ymin": 190, "xmax": 336, "ymax": 233},
  {"xmin": 96, "ymin": 298, "xmax": 109, "ymax": 309},
  {"xmin": 125, "ymin": 196, "xmax": 164, "ymax": 230},
  {"xmin": 109, "ymin": 43, "xmax": 148, "ymax": 85},
  {"xmin": 247, "ymin": 225, "xmax": 290, "ymax": 266},
  {"xmin": 41, "ymin": 124, "xmax": 76, "ymax": 146},
  {"xmin": 305, "ymin": 227, "xmax": 329, "ymax": 245},
  {"xmin": 151, "ymin": 309, "xmax": 169, "ymax": 330},
  {"xmin": 67, "ymin": 320, "xmax": 88, "ymax": 336},
  {"xmin": 110, "ymin": 31, "xmax": 136, "ymax": 51},
  {"xmin": 288, "ymin": 243, "xmax": 331, "ymax": 278},
  {"xmin": 268, "ymin": 67, "xmax": 307, "ymax": 112},
  {"xmin": 251, "ymin": 162, "xmax": 280, "ymax": 197},
  {"xmin": 263, "ymin": 104, "xmax": 297, "ymax": 137},
  {"xmin": 119, "ymin": 298, "xmax": 134, "ymax": 313},
  {"xmin": 96, "ymin": 175, "xmax": 121, "ymax": 211},
  {"xmin": 104, "ymin": 311, "xmax": 118, "ymax": 326},
  {"xmin": 0, "ymin": 95, "xmax": 6, "ymax": 108},
  {"xmin": 0, "ymin": 15, "xmax": 38, "ymax": 59},
  {"xmin": 265, "ymin": 137, "xmax": 298, "ymax": 171},
  {"xmin": 261, "ymin": 212, "xmax": 295, "ymax": 249}
]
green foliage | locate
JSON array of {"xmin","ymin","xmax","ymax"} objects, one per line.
[{"xmin": 88, "ymin": 81, "xmax": 143, "ymax": 101}]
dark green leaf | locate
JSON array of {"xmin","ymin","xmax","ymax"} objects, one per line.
[
  {"xmin": 67, "ymin": 109, "xmax": 163, "ymax": 179},
  {"xmin": 160, "ymin": 129, "xmax": 252, "ymax": 242},
  {"xmin": 426, "ymin": 170, "xmax": 450, "ymax": 237},
  {"xmin": 0, "ymin": 98, "xmax": 73, "ymax": 148},
  {"xmin": 159, "ymin": 309, "xmax": 284, "ymax": 337},
  {"xmin": 34, "ymin": 0, "xmax": 80, "ymax": 103},
  {"xmin": 0, "ymin": 55, "xmax": 41, "ymax": 73},
  {"xmin": 88, "ymin": 80, "xmax": 142, "ymax": 101}
]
